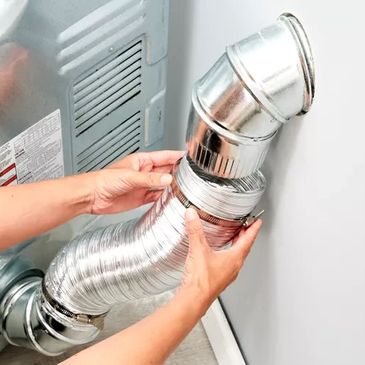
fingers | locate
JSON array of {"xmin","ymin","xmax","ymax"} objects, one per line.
[
  {"xmin": 108, "ymin": 154, "xmax": 142, "ymax": 170},
  {"xmin": 138, "ymin": 150, "xmax": 185, "ymax": 167},
  {"xmin": 109, "ymin": 150, "xmax": 185, "ymax": 171},
  {"xmin": 143, "ymin": 189, "xmax": 164, "ymax": 204},
  {"xmin": 185, "ymin": 208, "xmax": 208, "ymax": 250},
  {"xmin": 105, "ymin": 188, "xmax": 164, "ymax": 212},
  {"xmin": 150, "ymin": 164, "xmax": 175, "ymax": 174},
  {"xmin": 123, "ymin": 170, "xmax": 172, "ymax": 190},
  {"xmin": 231, "ymin": 219, "xmax": 262, "ymax": 258}
]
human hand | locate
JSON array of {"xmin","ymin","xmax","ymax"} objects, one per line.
[
  {"xmin": 88, "ymin": 150, "xmax": 184, "ymax": 214},
  {"xmin": 179, "ymin": 208, "xmax": 262, "ymax": 312}
]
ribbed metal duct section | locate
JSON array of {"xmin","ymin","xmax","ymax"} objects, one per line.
[
  {"xmin": 0, "ymin": 13, "xmax": 315, "ymax": 356},
  {"xmin": 43, "ymin": 157, "xmax": 266, "ymax": 317}
]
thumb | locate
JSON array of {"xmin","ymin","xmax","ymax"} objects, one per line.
[
  {"xmin": 231, "ymin": 219, "xmax": 262, "ymax": 259},
  {"xmin": 185, "ymin": 208, "xmax": 209, "ymax": 253},
  {"xmin": 122, "ymin": 169, "xmax": 172, "ymax": 190}
]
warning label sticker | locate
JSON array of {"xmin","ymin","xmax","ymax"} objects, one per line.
[{"xmin": 0, "ymin": 109, "xmax": 64, "ymax": 186}]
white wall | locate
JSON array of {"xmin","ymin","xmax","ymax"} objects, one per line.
[{"xmin": 166, "ymin": 1, "xmax": 365, "ymax": 364}]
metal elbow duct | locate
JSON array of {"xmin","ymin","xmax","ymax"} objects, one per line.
[
  {"xmin": 0, "ymin": 13, "xmax": 315, "ymax": 356},
  {"xmin": 187, "ymin": 13, "xmax": 315, "ymax": 178}
]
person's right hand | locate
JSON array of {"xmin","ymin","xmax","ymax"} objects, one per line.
[
  {"xmin": 179, "ymin": 208, "xmax": 262, "ymax": 312},
  {"xmin": 87, "ymin": 150, "xmax": 184, "ymax": 215}
]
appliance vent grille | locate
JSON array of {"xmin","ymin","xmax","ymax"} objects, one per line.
[
  {"xmin": 76, "ymin": 111, "xmax": 141, "ymax": 172},
  {"xmin": 73, "ymin": 40, "xmax": 142, "ymax": 136}
]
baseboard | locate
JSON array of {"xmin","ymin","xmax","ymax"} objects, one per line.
[{"xmin": 201, "ymin": 299, "xmax": 246, "ymax": 365}]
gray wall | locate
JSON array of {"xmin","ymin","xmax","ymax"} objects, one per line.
[{"xmin": 165, "ymin": 1, "xmax": 365, "ymax": 364}]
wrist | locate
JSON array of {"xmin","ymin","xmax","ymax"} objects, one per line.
[
  {"xmin": 173, "ymin": 284, "xmax": 212, "ymax": 318},
  {"xmin": 66, "ymin": 173, "xmax": 96, "ymax": 216}
]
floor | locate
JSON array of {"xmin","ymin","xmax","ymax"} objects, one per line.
[{"xmin": 0, "ymin": 291, "xmax": 218, "ymax": 365}]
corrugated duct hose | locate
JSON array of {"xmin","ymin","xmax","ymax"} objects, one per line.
[{"xmin": 0, "ymin": 14, "xmax": 315, "ymax": 355}]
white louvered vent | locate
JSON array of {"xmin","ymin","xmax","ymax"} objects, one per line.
[
  {"xmin": 76, "ymin": 111, "xmax": 141, "ymax": 172},
  {"xmin": 73, "ymin": 40, "xmax": 142, "ymax": 136}
]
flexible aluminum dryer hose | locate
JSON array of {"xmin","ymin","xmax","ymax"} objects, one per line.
[
  {"xmin": 2, "ymin": 156, "xmax": 264, "ymax": 356},
  {"xmin": 43, "ymin": 156, "xmax": 266, "ymax": 316},
  {"xmin": 0, "ymin": 13, "xmax": 315, "ymax": 356}
]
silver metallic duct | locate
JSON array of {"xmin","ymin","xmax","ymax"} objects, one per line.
[
  {"xmin": 186, "ymin": 91, "xmax": 277, "ymax": 179},
  {"xmin": 177, "ymin": 156, "xmax": 266, "ymax": 220},
  {"xmin": 187, "ymin": 13, "xmax": 315, "ymax": 178},
  {"xmin": 0, "ymin": 156, "xmax": 266, "ymax": 356},
  {"xmin": 0, "ymin": 13, "xmax": 315, "ymax": 356},
  {"xmin": 43, "ymin": 156, "xmax": 265, "ymax": 317}
]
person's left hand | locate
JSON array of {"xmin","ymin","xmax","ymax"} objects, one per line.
[{"xmin": 88, "ymin": 150, "xmax": 184, "ymax": 215}]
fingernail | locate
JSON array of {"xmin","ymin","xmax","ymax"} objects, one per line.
[
  {"xmin": 185, "ymin": 208, "xmax": 198, "ymax": 221},
  {"xmin": 255, "ymin": 218, "xmax": 263, "ymax": 228},
  {"xmin": 160, "ymin": 174, "xmax": 172, "ymax": 185}
]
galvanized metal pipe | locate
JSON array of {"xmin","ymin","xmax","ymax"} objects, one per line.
[{"xmin": 187, "ymin": 13, "xmax": 314, "ymax": 178}]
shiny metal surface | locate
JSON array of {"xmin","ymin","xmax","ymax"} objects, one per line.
[
  {"xmin": 0, "ymin": 278, "xmax": 41, "ymax": 350},
  {"xmin": 196, "ymin": 53, "xmax": 282, "ymax": 138},
  {"xmin": 187, "ymin": 13, "xmax": 315, "ymax": 178},
  {"xmin": 176, "ymin": 156, "xmax": 265, "ymax": 220},
  {"xmin": 26, "ymin": 154, "xmax": 265, "ymax": 353},
  {"xmin": 186, "ymin": 91, "xmax": 276, "ymax": 178},
  {"xmin": 226, "ymin": 13, "xmax": 315, "ymax": 125},
  {"xmin": 0, "ymin": 277, "xmax": 99, "ymax": 356},
  {"xmin": 0, "ymin": 251, "xmax": 44, "ymax": 306},
  {"xmin": 0, "ymin": 221, "xmax": 100, "ymax": 354},
  {"xmin": 44, "ymin": 158, "xmax": 256, "ymax": 317},
  {"xmin": 2, "ymin": 169, "xmax": 245, "ymax": 354}
]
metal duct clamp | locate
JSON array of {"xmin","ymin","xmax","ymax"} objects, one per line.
[
  {"xmin": 42, "ymin": 282, "xmax": 107, "ymax": 330},
  {"xmin": 174, "ymin": 156, "xmax": 266, "ymax": 221},
  {"xmin": 241, "ymin": 210, "xmax": 265, "ymax": 229}
]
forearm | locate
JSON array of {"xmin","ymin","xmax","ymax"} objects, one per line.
[
  {"xmin": 0, "ymin": 174, "xmax": 93, "ymax": 249},
  {"xmin": 61, "ymin": 287, "xmax": 209, "ymax": 365}
]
